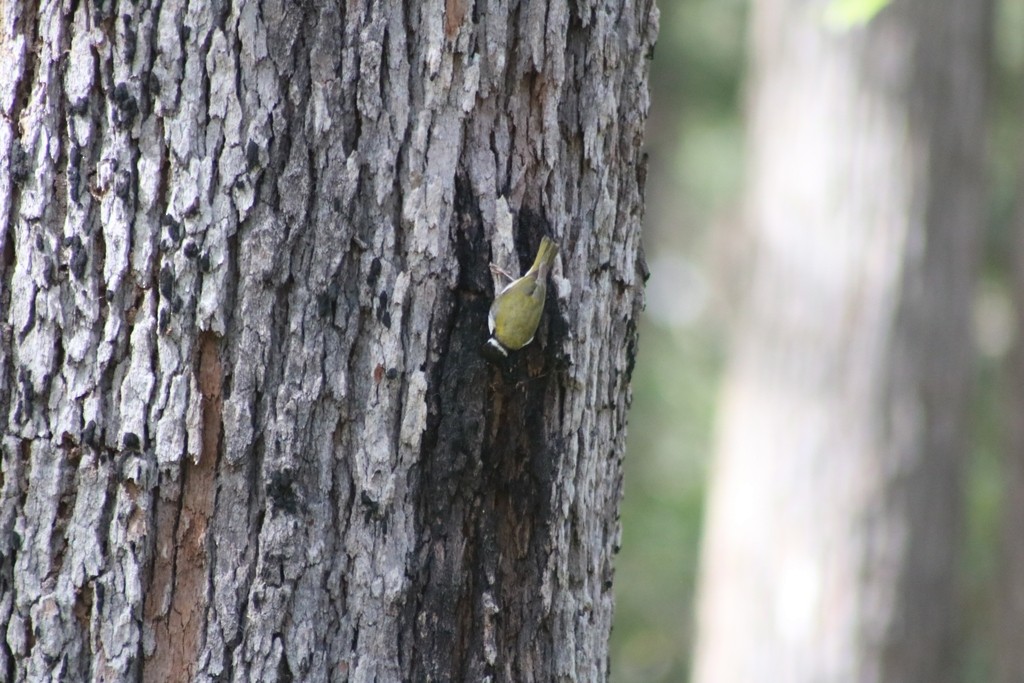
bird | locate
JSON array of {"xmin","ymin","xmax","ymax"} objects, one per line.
[{"xmin": 486, "ymin": 236, "xmax": 559, "ymax": 357}]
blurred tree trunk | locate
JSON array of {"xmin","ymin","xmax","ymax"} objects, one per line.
[
  {"xmin": 996, "ymin": 110, "xmax": 1024, "ymax": 683},
  {"xmin": 693, "ymin": 1, "xmax": 991, "ymax": 682},
  {"xmin": 0, "ymin": 1, "xmax": 656, "ymax": 681}
]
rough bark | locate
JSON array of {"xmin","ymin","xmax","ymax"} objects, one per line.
[
  {"xmin": 0, "ymin": 1, "xmax": 657, "ymax": 681},
  {"xmin": 693, "ymin": 0, "xmax": 990, "ymax": 682}
]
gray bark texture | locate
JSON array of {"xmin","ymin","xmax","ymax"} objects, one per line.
[
  {"xmin": 693, "ymin": 0, "xmax": 990, "ymax": 682},
  {"xmin": 0, "ymin": 0, "xmax": 657, "ymax": 681}
]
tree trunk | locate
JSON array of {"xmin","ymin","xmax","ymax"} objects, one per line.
[
  {"xmin": 0, "ymin": 1, "xmax": 657, "ymax": 681},
  {"xmin": 693, "ymin": 0, "xmax": 990, "ymax": 682}
]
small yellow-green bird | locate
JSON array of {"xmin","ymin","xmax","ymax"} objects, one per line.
[{"xmin": 487, "ymin": 236, "xmax": 559, "ymax": 357}]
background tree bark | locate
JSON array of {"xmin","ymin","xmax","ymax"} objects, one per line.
[
  {"xmin": 0, "ymin": 1, "xmax": 657, "ymax": 681},
  {"xmin": 693, "ymin": 0, "xmax": 990, "ymax": 681}
]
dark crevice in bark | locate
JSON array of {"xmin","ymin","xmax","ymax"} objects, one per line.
[
  {"xmin": 408, "ymin": 178, "xmax": 488, "ymax": 680},
  {"xmin": 195, "ymin": 14, "xmax": 216, "ymax": 162},
  {"xmin": 0, "ymin": 238, "xmax": 14, "ymax": 426},
  {"xmin": 0, "ymin": 549, "xmax": 14, "ymax": 680},
  {"xmin": 220, "ymin": 222, "xmax": 241, "ymax": 397},
  {"xmin": 623, "ymin": 312, "xmax": 640, "ymax": 392},
  {"xmin": 229, "ymin": 419, "xmax": 267, "ymax": 677},
  {"xmin": 17, "ymin": 439, "xmax": 32, "ymax": 520},
  {"xmin": 49, "ymin": 443, "xmax": 81, "ymax": 580},
  {"xmin": 481, "ymin": 355, "xmax": 558, "ymax": 678},
  {"xmin": 23, "ymin": 612, "xmax": 35, "ymax": 668},
  {"xmin": 12, "ymin": 0, "xmax": 41, "ymax": 123},
  {"xmin": 453, "ymin": 174, "xmax": 493, "ymax": 297},
  {"xmin": 276, "ymin": 639, "xmax": 294, "ymax": 683},
  {"xmin": 71, "ymin": 582, "xmax": 93, "ymax": 680},
  {"xmin": 302, "ymin": 145, "xmax": 319, "ymax": 250},
  {"xmin": 339, "ymin": 25, "xmax": 361, "ymax": 161},
  {"xmin": 161, "ymin": 4, "xmax": 186, "ymax": 116},
  {"xmin": 52, "ymin": 17, "xmax": 73, "ymax": 265},
  {"xmin": 409, "ymin": 176, "xmax": 561, "ymax": 679},
  {"xmin": 95, "ymin": 444, "xmax": 117, "ymax": 559}
]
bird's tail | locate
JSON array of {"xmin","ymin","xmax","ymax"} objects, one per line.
[{"xmin": 531, "ymin": 236, "xmax": 559, "ymax": 278}]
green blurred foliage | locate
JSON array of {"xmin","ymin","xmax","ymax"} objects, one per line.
[
  {"xmin": 823, "ymin": 0, "xmax": 891, "ymax": 29},
  {"xmin": 612, "ymin": 0, "xmax": 1024, "ymax": 681},
  {"xmin": 614, "ymin": 321, "xmax": 723, "ymax": 682},
  {"xmin": 611, "ymin": 0, "xmax": 746, "ymax": 680},
  {"xmin": 963, "ymin": 1, "xmax": 1024, "ymax": 681}
]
